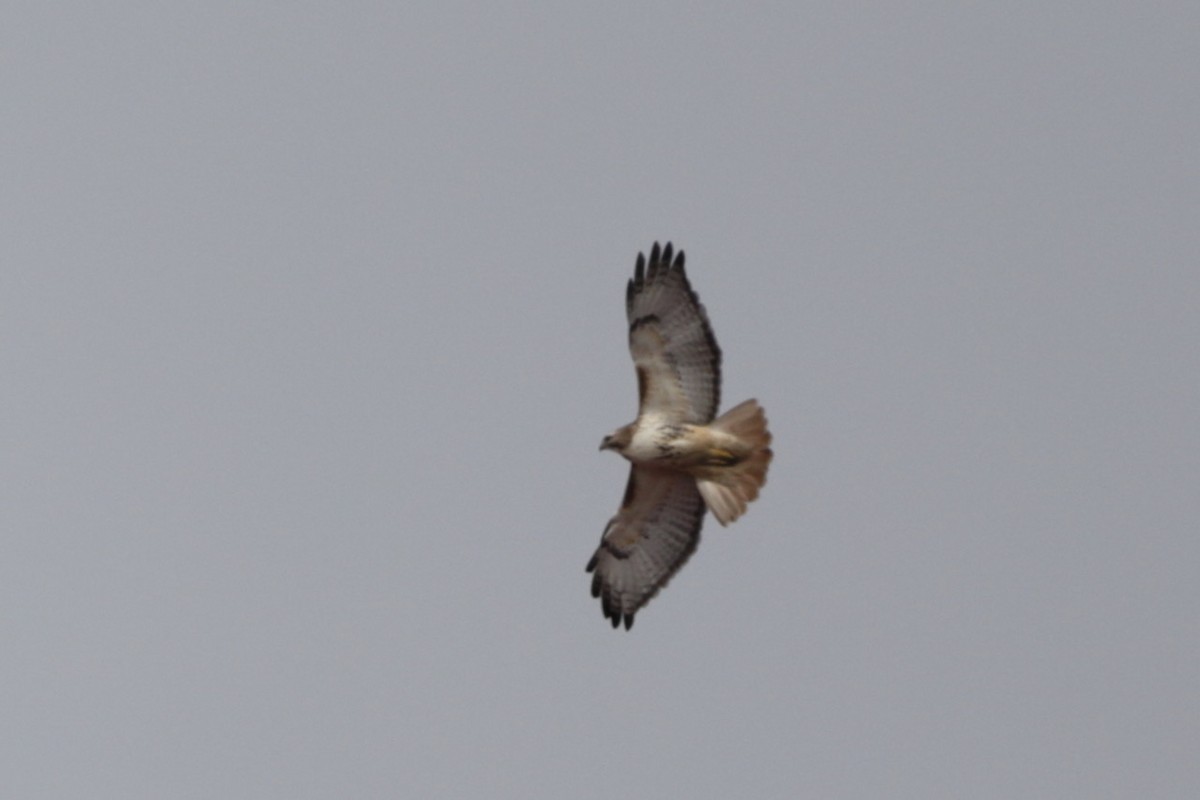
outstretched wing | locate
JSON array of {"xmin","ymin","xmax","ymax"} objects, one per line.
[
  {"xmin": 627, "ymin": 242, "xmax": 722, "ymax": 424},
  {"xmin": 585, "ymin": 466, "xmax": 706, "ymax": 630}
]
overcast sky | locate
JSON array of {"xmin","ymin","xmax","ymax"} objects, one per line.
[{"xmin": 3, "ymin": 3, "xmax": 1198, "ymax": 798}]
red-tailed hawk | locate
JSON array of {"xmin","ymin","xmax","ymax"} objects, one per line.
[{"xmin": 587, "ymin": 243, "xmax": 773, "ymax": 629}]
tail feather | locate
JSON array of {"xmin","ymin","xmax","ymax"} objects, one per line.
[{"xmin": 697, "ymin": 399, "xmax": 773, "ymax": 526}]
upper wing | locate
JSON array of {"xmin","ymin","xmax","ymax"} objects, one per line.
[
  {"xmin": 585, "ymin": 466, "xmax": 706, "ymax": 630},
  {"xmin": 627, "ymin": 242, "xmax": 722, "ymax": 424}
]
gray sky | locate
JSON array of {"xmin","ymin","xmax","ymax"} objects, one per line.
[{"xmin": 4, "ymin": 3, "xmax": 1198, "ymax": 798}]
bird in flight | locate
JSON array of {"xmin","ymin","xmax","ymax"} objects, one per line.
[{"xmin": 587, "ymin": 242, "xmax": 772, "ymax": 629}]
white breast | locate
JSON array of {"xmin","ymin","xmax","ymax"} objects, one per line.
[{"xmin": 624, "ymin": 414, "xmax": 687, "ymax": 464}]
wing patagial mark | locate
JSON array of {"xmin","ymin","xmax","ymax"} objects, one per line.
[
  {"xmin": 635, "ymin": 366, "xmax": 649, "ymax": 408},
  {"xmin": 620, "ymin": 469, "xmax": 637, "ymax": 508}
]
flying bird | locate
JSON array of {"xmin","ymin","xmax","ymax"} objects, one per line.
[{"xmin": 587, "ymin": 242, "xmax": 772, "ymax": 629}]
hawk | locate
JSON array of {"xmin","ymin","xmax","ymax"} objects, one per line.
[{"xmin": 586, "ymin": 242, "xmax": 773, "ymax": 629}]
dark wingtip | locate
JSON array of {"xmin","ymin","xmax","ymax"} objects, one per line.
[
  {"xmin": 624, "ymin": 614, "xmax": 634, "ymax": 631},
  {"xmin": 631, "ymin": 241, "xmax": 685, "ymax": 296}
]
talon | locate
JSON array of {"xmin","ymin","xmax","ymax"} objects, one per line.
[{"xmin": 707, "ymin": 448, "xmax": 740, "ymax": 466}]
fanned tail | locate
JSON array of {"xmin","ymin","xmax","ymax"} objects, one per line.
[{"xmin": 696, "ymin": 399, "xmax": 773, "ymax": 526}]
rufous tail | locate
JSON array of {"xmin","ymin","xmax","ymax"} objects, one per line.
[{"xmin": 696, "ymin": 399, "xmax": 773, "ymax": 526}]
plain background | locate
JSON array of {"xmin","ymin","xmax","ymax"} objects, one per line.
[{"xmin": 4, "ymin": 3, "xmax": 1197, "ymax": 798}]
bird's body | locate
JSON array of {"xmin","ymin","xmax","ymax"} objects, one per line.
[
  {"xmin": 609, "ymin": 416, "xmax": 751, "ymax": 470},
  {"xmin": 587, "ymin": 242, "xmax": 772, "ymax": 629}
]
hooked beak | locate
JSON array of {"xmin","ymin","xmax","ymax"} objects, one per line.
[{"xmin": 599, "ymin": 435, "xmax": 614, "ymax": 451}]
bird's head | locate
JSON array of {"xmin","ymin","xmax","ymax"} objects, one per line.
[{"xmin": 600, "ymin": 425, "xmax": 633, "ymax": 453}]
